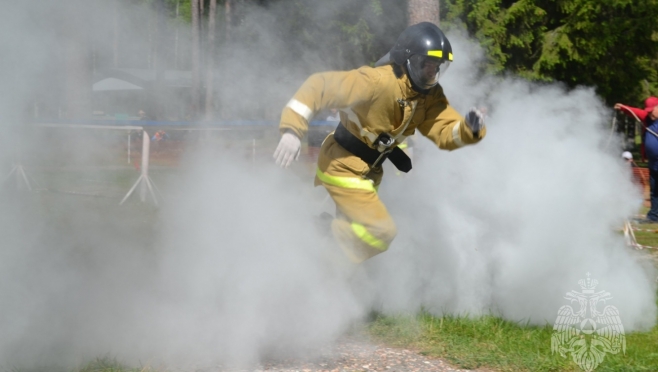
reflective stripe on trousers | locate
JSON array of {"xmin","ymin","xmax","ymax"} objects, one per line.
[
  {"xmin": 315, "ymin": 168, "xmax": 377, "ymax": 192},
  {"xmin": 350, "ymin": 221, "xmax": 388, "ymax": 251},
  {"xmin": 316, "ymin": 168, "xmax": 391, "ymax": 259}
]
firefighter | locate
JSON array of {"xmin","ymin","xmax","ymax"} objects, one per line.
[{"xmin": 273, "ymin": 22, "xmax": 486, "ymax": 263}]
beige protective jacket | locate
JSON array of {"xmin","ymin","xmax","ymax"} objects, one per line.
[{"xmin": 279, "ymin": 64, "xmax": 485, "ymax": 152}]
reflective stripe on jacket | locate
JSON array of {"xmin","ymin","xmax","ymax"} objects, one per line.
[{"xmin": 279, "ymin": 64, "xmax": 485, "ymax": 151}]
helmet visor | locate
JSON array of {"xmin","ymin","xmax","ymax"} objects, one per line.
[{"xmin": 406, "ymin": 55, "xmax": 451, "ymax": 89}]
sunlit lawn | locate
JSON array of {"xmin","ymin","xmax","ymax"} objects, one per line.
[{"xmin": 367, "ymin": 206, "xmax": 658, "ymax": 372}]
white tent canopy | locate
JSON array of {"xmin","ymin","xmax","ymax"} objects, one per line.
[{"xmin": 93, "ymin": 78, "xmax": 144, "ymax": 91}]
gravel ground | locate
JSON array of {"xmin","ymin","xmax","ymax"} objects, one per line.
[
  {"xmin": 258, "ymin": 340, "xmax": 473, "ymax": 372},
  {"xmin": 193, "ymin": 337, "xmax": 477, "ymax": 372}
]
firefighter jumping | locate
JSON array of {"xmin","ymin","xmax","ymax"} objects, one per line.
[{"xmin": 273, "ymin": 22, "xmax": 487, "ymax": 263}]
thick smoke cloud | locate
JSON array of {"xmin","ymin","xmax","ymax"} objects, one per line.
[
  {"xmin": 369, "ymin": 31, "xmax": 656, "ymax": 330},
  {"xmin": 0, "ymin": 0, "xmax": 655, "ymax": 370}
]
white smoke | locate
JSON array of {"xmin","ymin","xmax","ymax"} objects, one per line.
[
  {"xmin": 366, "ymin": 31, "xmax": 657, "ymax": 330},
  {"xmin": 0, "ymin": 1, "xmax": 656, "ymax": 371}
]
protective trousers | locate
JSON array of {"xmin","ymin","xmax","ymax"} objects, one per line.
[{"xmin": 314, "ymin": 134, "xmax": 397, "ymax": 263}]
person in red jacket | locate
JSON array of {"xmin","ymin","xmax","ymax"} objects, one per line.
[{"xmin": 615, "ymin": 96, "xmax": 658, "ymax": 222}]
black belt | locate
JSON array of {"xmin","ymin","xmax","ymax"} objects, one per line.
[{"xmin": 333, "ymin": 123, "xmax": 412, "ymax": 173}]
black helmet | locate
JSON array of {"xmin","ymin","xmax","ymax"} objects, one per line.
[{"xmin": 376, "ymin": 22, "xmax": 453, "ymax": 90}]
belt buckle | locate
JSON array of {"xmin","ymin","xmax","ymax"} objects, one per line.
[
  {"xmin": 372, "ymin": 147, "xmax": 393, "ymax": 168},
  {"xmin": 375, "ymin": 133, "xmax": 394, "ymax": 152},
  {"xmin": 371, "ymin": 133, "xmax": 394, "ymax": 168}
]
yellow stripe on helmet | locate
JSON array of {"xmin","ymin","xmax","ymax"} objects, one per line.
[{"xmin": 427, "ymin": 50, "xmax": 454, "ymax": 61}]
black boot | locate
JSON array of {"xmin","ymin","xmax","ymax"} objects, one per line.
[{"xmin": 314, "ymin": 212, "xmax": 334, "ymax": 237}]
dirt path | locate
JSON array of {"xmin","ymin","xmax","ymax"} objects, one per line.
[
  {"xmin": 258, "ymin": 340, "xmax": 472, "ymax": 372},
  {"xmin": 197, "ymin": 337, "xmax": 476, "ymax": 372}
]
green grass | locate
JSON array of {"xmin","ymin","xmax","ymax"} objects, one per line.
[
  {"xmin": 77, "ymin": 358, "xmax": 157, "ymax": 372},
  {"xmin": 367, "ymin": 308, "xmax": 658, "ymax": 372},
  {"xmin": 10, "ymin": 357, "xmax": 154, "ymax": 372},
  {"xmin": 75, "ymin": 358, "xmax": 147, "ymax": 372},
  {"xmin": 633, "ymin": 229, "xmax": 658, "ymax": 248},
  {"xmin": 369, "ymin": 313, "xmax": 572, "ymax": 371},
  {"xmin": 366, "ymin": 212, "xmax": 658, "ymax": 372}
]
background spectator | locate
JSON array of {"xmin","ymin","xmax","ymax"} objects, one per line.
[{"xmin": 615, "ymin": 97, "xmax": 658, "ymax": 222}]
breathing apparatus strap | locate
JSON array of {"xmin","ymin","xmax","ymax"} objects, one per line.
[{"xmin": 333, "ymin": 123, "xmax": 412, "ymax": 173}]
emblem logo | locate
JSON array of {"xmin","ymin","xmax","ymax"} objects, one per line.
[{"xmin": 551, "ymin": 272, "xmax": 626, "ymax": 371}]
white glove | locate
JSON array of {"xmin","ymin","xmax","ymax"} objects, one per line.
[
  {"xmin": 273, "ymin": 132, "xmax": 301, "ymax": 167},
  {"xmin": 464, "ymin": 107, "xmax": 484, "ymax": 134}
]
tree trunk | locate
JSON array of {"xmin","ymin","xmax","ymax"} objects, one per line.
[
  {"xmin": 199, "ymin": 0, "xmax": 205, "ymax": 72},
  {"xmin": 407, "ymin": 0, "xmax": 439, "ymax": 26},
  {"xmin": 152, "ymin": 0, "xmax": 167, "ymax": 120},
  {"xmin": 225, "ymin": 0, "xmax": 231, "ymax": 43},
  {"xmin": 63, "ymin": 0, "xmax": 92, "ymax": 119},
  {"xmin": 191, "ymin": 0, "xmax": 201, "ymax": 119},
  {"xmin": 113, "ymin": 0, "xmax": 119, "ymax": 68},
  {"xmin": 204, "ymin": 0, "xmax": 217, "ymax": 121},
  {"xmin": 174, "ymin": 0, "xmax": 180, "ymax": 69},
  {"xmin": 147, "ymin": 3, "xmax": 153, "ymax": 68}
]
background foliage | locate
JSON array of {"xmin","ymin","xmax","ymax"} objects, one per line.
[
  {"xmin": 23, "ymin": 0, "xmax": 658, "ymax": 120},
  {"xmin": 441, "ymin": 0, "xmax": 658, "ymax": 106},
  {"xmin": 191, "ymin": 0, "xmax": 658, "ymax": 106}
]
